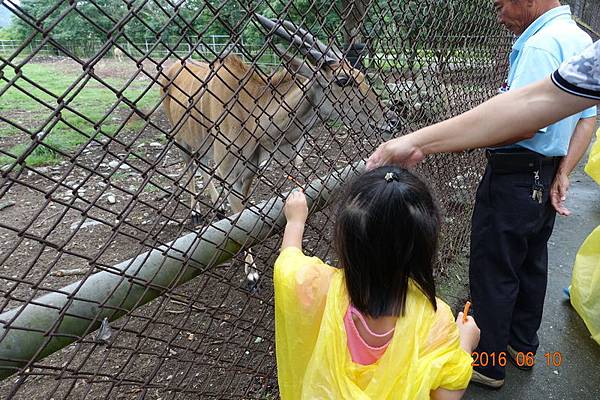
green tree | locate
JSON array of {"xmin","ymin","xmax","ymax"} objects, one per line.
[
  {"xmin": 0, "ymin": 26, "xmax": 16, "ymax": 40},
  {"xmin": 10, "ymin": 0, "xmax": 501, "ymax": 60}
]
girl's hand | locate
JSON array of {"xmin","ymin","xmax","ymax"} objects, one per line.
[
  {"xmin": 284, "ymin": 190, "xmax": 309, "ymax": 225},
  {"xmin": 456, "ymin": 312, "xmax": 480, "ymax": 353}
]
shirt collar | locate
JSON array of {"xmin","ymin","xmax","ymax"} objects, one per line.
[{"xmin": 512, "ymin": 5, "xmax": 572, "ymax": 51}]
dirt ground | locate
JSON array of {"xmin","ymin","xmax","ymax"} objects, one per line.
[{"xmin": 0, "ymin": 57, "xmax": 485, "ymax": 399}]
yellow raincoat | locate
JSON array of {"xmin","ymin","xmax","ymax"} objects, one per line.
[
  {"xmin": 570, "ymin": 128, "xmax": 600, "ymax": 345},
  {"xmin": 274, "ymin": 247, "xmax": 473, "ymax": 399}
]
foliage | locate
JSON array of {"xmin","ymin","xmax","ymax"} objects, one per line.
[
  {"xmin": 0, "ymin": 25, "xmax": 16, "ymax": 40},
  {"xmin": 368, "ymin": 0, "xmax": 497, "ymax": 47},
  {"xmin": 8, "ymin": 0, "xmax": 498, "ymax": 54}
]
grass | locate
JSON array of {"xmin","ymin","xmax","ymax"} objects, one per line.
[
  {"xmin": 143, "ymin": 183, "xmax": 160, "ymax": 193},
  {"xmin": 0, "ymin": 125, "xmax": 18, "ymax": 138},
  {"xmin": 110, "ymin": 172, "xmax": 129, "ymax": 182},
  {"xmin": 0, "ymin": 63, "xmax": 161, "ymax": 167},
  {"xmin": 127, "ymin": 151, "xmax": 146, "ymax": 162},
  {"xmin": 3, "ymin": 142, "xmax": 61, "ymax": 166}
]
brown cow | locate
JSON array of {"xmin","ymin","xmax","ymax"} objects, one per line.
[{"xmin": 160, "ymin": 15, "xmax": 397, "ymax": 289}]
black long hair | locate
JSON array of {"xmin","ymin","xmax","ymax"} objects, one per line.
[{"xmin": 334, "ymin": 166, "xmax": 439, "ymax": 317}]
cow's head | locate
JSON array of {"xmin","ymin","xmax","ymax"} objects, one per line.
[{"xmin": 256, "ymin": 14, "xmax": 398, "ymax": 139}]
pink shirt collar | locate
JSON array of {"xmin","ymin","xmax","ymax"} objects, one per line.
[{"xmin": 343, "ymin": 304, "xmax": 395, "ymax": 365}]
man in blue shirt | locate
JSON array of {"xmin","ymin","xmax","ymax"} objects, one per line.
[
  {"xmin": 365, "ymin": 36, "xmax": 600, "ymax": 387},
  {"xmin": 469, "ymin": 0, "xmax": 597, "ymax": 388}
]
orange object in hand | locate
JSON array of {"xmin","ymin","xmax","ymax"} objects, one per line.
[
  {"xmin": 463, "ymin": 301, "xmax": 471, "ymax": 323},
  {"xmin": 287, "ymin": 175, "xmax": 304, "ymax": 192}
]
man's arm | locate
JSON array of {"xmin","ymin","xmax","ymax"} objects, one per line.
[
  {"xmin": 367, "ymin": 78, "xmax": 599, "ymax": 169},
  {"xmin": 550, "ymin": 117, "xmax": 597, "ymax": 215}
]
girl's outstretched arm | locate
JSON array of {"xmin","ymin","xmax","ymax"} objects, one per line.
[{"xmin": 281, "ymin": 190, "xmax": 309, "ymax": 251}]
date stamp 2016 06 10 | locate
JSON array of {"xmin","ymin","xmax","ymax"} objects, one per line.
[{"xmin": 471, "ymin": 351, "xmax": 563, "ymax": 368}]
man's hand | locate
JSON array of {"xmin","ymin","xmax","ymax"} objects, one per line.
[
  {"xmin": 550, "ymin": 171, "xmax": 571, "ymax": 216},
  {"xmin": 366, "ymin": 135, "xmax": 425, "ymax": 170}
]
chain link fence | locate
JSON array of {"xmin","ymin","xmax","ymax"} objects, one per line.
[
  {"xmin": 565, "ymin": 0, "xmax": 600, "ymax": 36},
  {"xmin": 0, "ymin": 36, "xmax": 283, "ymax": 66},
  {"xmin": 0, "ymin": 0, "xmax": 565, "ymax": 397}
]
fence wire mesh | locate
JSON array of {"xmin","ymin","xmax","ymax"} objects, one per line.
[
  {"xmin": 1, "ymin": 0, "xmax": 592, "ymax": 398},
  {"xmin": 565, "ymin": 0, "xmax": 600, "ymax": 36}
]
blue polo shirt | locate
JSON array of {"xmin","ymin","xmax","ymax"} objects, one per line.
[{"xmin": 502, "ymin": 5, "xmax": 597, "ymax": 156}]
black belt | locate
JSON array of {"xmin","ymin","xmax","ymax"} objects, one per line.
[{"xmin": 485, "ymin": 148, "xmax": 561, "ymax": 174}]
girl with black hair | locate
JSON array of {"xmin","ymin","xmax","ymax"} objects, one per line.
[{"xmin": 273, "ymin": 166, "xmax": 480, "ymax": 399}]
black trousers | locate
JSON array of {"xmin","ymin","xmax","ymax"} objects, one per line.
[{"xmin": 470, "ymin": 159, "xmax": 558, "ymax": 380}]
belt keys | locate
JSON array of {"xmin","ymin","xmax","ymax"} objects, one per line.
[{"xmin": 531, "ymin": 170, "xmax": 543, "ymax": 204}]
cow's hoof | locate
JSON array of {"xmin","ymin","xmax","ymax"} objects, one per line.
[
  {"xmin": 245, "ymin": 273, "xmax": 261, "ymax": 294},
  {"xmin": 215, "ymin": 208, "xmax": 227, "ymax": 220},
  {"xmin": 191, "ymin": 212, "xmax": 204, "ymax": 226}
]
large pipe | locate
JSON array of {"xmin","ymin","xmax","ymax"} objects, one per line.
[{"xmin": 0, "ymin": 162, "xmax": 364, "ymax": 380}]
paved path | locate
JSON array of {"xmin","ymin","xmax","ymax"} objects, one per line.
[{"xmin": 464, "ymin": 158, "xmax": 600, "ymax": 400}]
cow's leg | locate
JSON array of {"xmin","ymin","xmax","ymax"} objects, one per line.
[
  {"xmin": 243, "ymin": 249, "xmax": 259, "ymax": 292},
  {"xmin": 201, "ymin": 169, "xmax": 225, "ymax": 218},
  {"xmin": 290, "ymin": 137, "xmax": 305, "ymax": 168},
  {"xmin": 241, "ymin": 176, "xmax": 260, "ymax": 292},
  {"xmin": 229, "ymin": 176, "xmax": 260, "ymax": 292},
  {"xmin": 198, "ymin": 152, "xmax": 226, "ymax": 219},
  {"xmin": 180, "ymin": 148, "xmax": 202, "ymax": 225}
]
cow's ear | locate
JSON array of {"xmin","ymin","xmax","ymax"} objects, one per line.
[{"xmin": 274, "ymin": 44, "xmax": 316, "ymax": 79}]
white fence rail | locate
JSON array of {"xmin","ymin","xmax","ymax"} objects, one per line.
[{"xmin": 0, "ymin": 36, "xmax": 280, "ymax": 66}]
